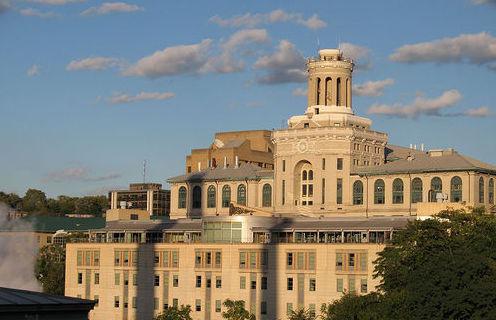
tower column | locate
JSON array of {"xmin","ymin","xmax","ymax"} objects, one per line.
[{"xmin": 319, "ymin": 77, "xmax": 326, "ymax": 106}]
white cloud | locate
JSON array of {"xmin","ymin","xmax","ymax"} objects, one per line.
[
  {"xmin": 340, "ymin": 42, "xmax": 371, "ymax": 70},
  {"xmin": 353, "ymin": 79, "xmax": 394, "ymax": 97},
  {"xmin": 19, "ymin": 7, "xmax": 57, "ymax": 18},
  {"xmin": 472, "ymin": 0, "xmax": 496, "ymax": 5},
  {"xmin": 123, "ymin": 39, "xmax": 212, "ymax": 78},
  {"xmin": 108, "ymin": 91, "xmax": 175, "ymax": 104},
  {"xmin": 292, "ymin": 87, "xmax": 307, "ymax": 96},
  {"xmin": 66, "ymin": 57, "xmax": 122, "ymax": 71},
  {"xmin": 43, "ymin": 167, "xmax": 121, "ymax": 183},
  {"xmin": 26, "ymin": 64, "xmax": 40, "ymax": 77},
  {"xmin": 368, "ymin": 89, "xmax": 462, "ymax": 118},
  {"xmin": 203, "ymin": 29, "xmax": 269, "ymax": 73},
  {"xmin": 463, "ymin": 106, "xmax": 493, "ymax": 117},
  {"xmin": 0, "ymin": 1, "xmax": 10, "ymax": 14},
  {"xmin": 28, "ymin": 0, "xmax": 84, "ymax": 4},
  {"xmin": 81, "ymin": 2, "xmax": 143, "ymax": 16},
  {"xmin": 390, "ymin": 32, "xmax": 496, "ymax": 71},
  {"xmin": 210, "ymin": 9, "xmax": 326, "ymax": 30},
  {"xmin": 254, "ymin": 40, "xmax": 306, "ymax": 84}
]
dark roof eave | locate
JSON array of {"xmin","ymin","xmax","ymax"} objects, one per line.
[{"xmin": 352, "ymin": 167, "xmax": 496, "ymax": 176}]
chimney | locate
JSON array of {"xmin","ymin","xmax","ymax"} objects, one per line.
[
  {"xmin": 235, "ymin": 156, "xmax": 239, "ymax": 168},
  {"xmin": 198, "ymin": 162, "xmax": 201, "ymax": 171}
]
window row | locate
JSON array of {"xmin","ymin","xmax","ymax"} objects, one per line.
[
  {"xmin": 195, "ymin": 250, "xmax": 222, "ymax": 268},
  {"xmin": 239, "ymin": 250, "xmax": 268, "ymax": 269},
  {"xmin": 286, "ymin": 251, "xmax": 316, "ymax": 270},
  {"xmin": 336, "ymin": 277, "xmax": 368, "ymax": 294},
  {"xmin": 336, "ymin": 252, "xmax": 368, "ymax": 272},
  {"xmin": 178, "ymin": 184, "xmax": 272, "ymax": 209},
  {"xmin": 76, "ymin": 250, "xmax": 100, "ymax": 267}
]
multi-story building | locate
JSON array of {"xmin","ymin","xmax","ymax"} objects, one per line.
[
  {"xmin": 65, "ymin": 48, "xmax": 496, "ymax": 320},
  {"xmin": 109, "ymin": 183, "xmax": 171, "ymax": 217}
]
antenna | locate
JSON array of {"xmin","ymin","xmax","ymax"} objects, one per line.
[
  {"xmin": 142, "ymin": 159, "xmax": 147, "ymax": 183},
  {"xmin": 317, "ymin": 37, "xmax": 320, "ymax": 52}
]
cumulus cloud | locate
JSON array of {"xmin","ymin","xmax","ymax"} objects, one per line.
[
  {"xmin": 28, "ymin": 0, "xmax": 84, "ymax": 4},
  {"xmin": 353, "ymin": 78, "xmax": 394, "ymax": 97},
  {"xmin": 254, "ymin": 40, "xmax": 306, "ymax": 84},
  {"xmin": 66, "ymin": 56, "xmax": 122, "ymax": 71},
  {"xmin": 0, "ymin": 1, "xmax": 10, "ymax": 14},
  {"xmin": 27, "ymin": 64, "xmax": 40, "ymax": 77},
  {"xmin": 292, "ymin": 87, "xmax": 307, "ymax": 96},
  {"xmin": 368, "ymin": 89, "xmax": 462, "ymax": 118},
  {"xmin": 43, "ymin": 167, "xmax": 121, "ymax": 183},
  {"xmin": 340, "ymin": 42, "xmax": 372, "ymax": 70},
  {"xmin": 108, "ymin": 91, "xmax": 175, "ymax": 104},
  {"xmin": 123, "ymin": 39, "xmax": 212, "ymax": 78},
  {"xmin": 20, "ymin": 7, "xmax": 57, "ymax": 18},
  {"xmin": 390, "ymin": 32, "xmax": 496, "ymax": 71},
  {"xmin": 462, "ymin": 106, "xmax": 493, "ymax": 117},
  {"xmin": 81, "ymin": 2, "xmax": 143, "ymax": 16},
  {"xmin": 210, "ymin": 9, "xmax": 326, "ymax": 30},
  {"xmin": 203, "ymin": 29, "xmax": 269, "ymax": 73}
]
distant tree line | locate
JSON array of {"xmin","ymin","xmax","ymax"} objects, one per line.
[{"xmin": 0, "ymin": 189, "xmax": 108, "ymax": 216}]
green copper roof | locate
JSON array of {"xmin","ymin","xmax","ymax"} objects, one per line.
[{"xmin": 16, "ymin": 216, "xmax": 105, "ymax": 233}]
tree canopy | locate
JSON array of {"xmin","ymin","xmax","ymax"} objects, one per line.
[
  {"xmin": 35, "ymin": 244, "xmax": 66, "ymax": 295},
  {"xmin": 153, "ymin": 305, "xmax": 193, "ymax": 320},
  {"xmin": 222, "ymin": 299, "xmax": 256, "ymax": 320},
  {"xmin": 321, "ymin": 209, "xmax": 496, "ymax": 320}
]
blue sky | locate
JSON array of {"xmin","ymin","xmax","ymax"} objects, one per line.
[{"xmin": 1, "ymin": 0, "xmax": 495, "ymax": 197}]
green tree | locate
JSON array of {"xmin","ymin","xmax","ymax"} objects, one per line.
[
  {"xmin": 0, "ymin": 191, "xmax": 22, "ymax": 209},
  {"xmin": 322, "ymin": 209, "xmax": 496, "ymax": 320},
  {"xmin": 153, "ymin": 305, "xmax": 193, "ymax": 320},
  {"xmin": 22, "ymin": 189, "xmax": 48, "ymax": 213},
  {"xmin": 288, "ymin": 307, "xmax": 316, "ymax": 320},
  {"xmin": 35, "ymin": 244, "xmax": 65, "ymax": 295},
  {"xmin": 222, "ymin": 299, "xmax": 256, "ymax": 320}
]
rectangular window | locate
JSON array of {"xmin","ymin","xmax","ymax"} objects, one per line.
[
  {"xmin": 287, "ymin": 277, "xmax": 293, "ymax": 291},
  {"xmin": 85, "ymin": 251, "xmax": 91, "ymax": 266},
  {"xmin": 172, "ymin": 251, "xmax": 179, "ymax": 267},
  {"xmin": 154, "ymin": 298, "xmax": 159, "ymax": 310},
  {"xmin": 196, "ymin": 276, "xmax": 201, "ymax": 288},
  {"xmin": 173, "ymin": 298, "xmax": 178, "ymax": 308},
  {"xmin": 195, "ymin": 252, "xmax": 202, "ymax": 267},
  {"xmin": 261, "ymin": 251, "xmax": 268, "ymax": 267},
  {"xmin": 93, "ymin": 251, "xmax": 100, "ymax": 266},
  {"xmin": 77, "ymin": 251, "xmax": 82, "ymax": 266},
  {"xmin": 360, "ymin": 253, "xmax": 367, "ymax": 271},
  {"xmin": 322, "ymin": 158, "xmax": 326, "ymax": 170},
  {"xmin": 77, "ymin": 272, "xmax": 82, "ymax": 284},
  {"xmin": 283, "ymin": 160, "xmax": 286, "ymax": 172},
  {"xmin": 239, "ymin": 252, "xmax": 246, "ymax": 268},
  {"xmin": 206, "ymin": 252, "xmax": 212, "ymax": 265},
  {"xmin": 215, "ymin": 251, "xmax": 222, "ymax": 267},
  {"xmin": 261, "ymin": 301, "xmax": 267, "ymax": 315},
  {"xmin": 132, "ymin": 297, "xmax": 137, "ymax": 309},
  {"xmin": 173, "ymin": 275, "xmax": 179, "ymax": 287},
  {"xmin": 94, "ymin": 295, "xmax": 99, "ymax": 307},
  {"xmin": 282, "ymin": 180, "xmax": 286, "ymax": 205},
  {"xmin": 349, "ymin": 253, "xmax": 355, "ymax": 269},
  {"xmin": 123, "ymin": 251, "xmax": 129, "ymax": 265},
  {"xmin": 251, "ymin": 280, "xmax": 257, "ymax": 290},
  {"xmin": 287, "ymin": 252, "xmax": 293, "ymax": 268},
  {"xmin": 337, "ymin": 278, "xmax": 343, "ymax": 292},
  {"xmin": 249, "ymin": 252, "xmax": 257, "ymax": 268},
  {"xmin": 163, "ymin": 303, "xmax": 169, "ymax": 310},
  {"xmin": 322, "ymin": 178, "xmax": 326, "ymax": 204},
  {"xmin": 154, "ymin": 275, "xmax": 160, "ymax": 287},
  {"xmin": 114, "ymin": 273, "xmax": 120, "ymax": 286},
  {"xmin": 309, "ymin": 278, "xmax": 316, "ymax": 291},
  {"xmin": 349, "ymin": 277, "xmax": 356, "ymax": 293},
  {"xmin": 287, "ymin": 303, "xmax": 293, "ymax": 316},
  {"xmin": 124, "ymin": 273, "xmax": 129, "ymax": 286},
  {"xmin": 133, "ymin": 274, "xmax": 137, "ymax": 286},
  {"xmin": 337, "ymin": 178, "xmax": 343, "ymax": 205},
  {"xmin": 195, "ymin": 299, "xmax": 201, "ymax": 312},
  {"xmin": 215, "ymin": 300, "xmax": 221, "ymax": 313},
  {"xmin": 309, "ymin": 252, "xmax": 316, "ymax": 270},
  {"xmin": 309, "ymin": 304, "xmax": 316, "ymax": 317},
  {"xmin": 114, "ymin": 296, "xmax": 120, "ymax": 308},
  {"xmin": 337, "ymin": 158, "xmax": 343, "ymax": 170},
  {"xmin": 94, "ymin": 273, "xmax": 99, "ymax": 285},
  {"xmin": 297, "ymin": 252, "xmax": 304, "ymax": 269},
  {"xmin": 261, "ymin": 276, "xmax": 267, "ymax": 290},
  {"xmin": 154, "ymin": 252, "xmax": 160, "ymax": 265},
  {"xmin": 206, "ymin": 278, "xmax": 211, "ymax": 288},
  {"xmin": 240, "ymin": 276, "xmax": 246, "ymax": 289},
  {"xmin": 216, "ymin": 276, "xmax": 222, "ymax": 288},
  {"xmin": 336, "ymin": 253, "xmax": 343, "ymax": 271},
  {"xmin": 361, "ymin": 278, "xmax": 368, "ymax": 293}
]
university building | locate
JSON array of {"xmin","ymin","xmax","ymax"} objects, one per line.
[{"xmin": 65, "ymin": 48, "xmax": 496, "ymax": 320}]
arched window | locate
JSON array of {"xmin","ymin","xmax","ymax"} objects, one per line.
[
  {"xmin": 316, "ymin": 78, "xmax": 321, "ymax": 105},
  {"xmin": 222, "ymin": 185, "xmax": 231, "ymax": 208},
  {"xmin": 325, "ymin": 77, "xmax": 332, "ymax": 105},
  {"xmin": 374, "ymin": 179, "xmax": 385, "ymax": 204},
  {"xmin": 353, "ymin": 180, "xmax": 363, "ymax": 205},
  {"xmin": 262, "ymin": 184, "xmax": 272, "ymax": 207},
  {"xmin": 392, "ymin": 178, "xmax": 404, "ymax": 204},
  {"xmin": 479, "ymin": 177, "xmax": 485, "ymax": 203},
  {"xmin": 300, "ymin": 163, "xmax": 314, "ymax": 206},
  {"xmin": 450, "ymin": 176, "xmax": 462, "ymax": 203},
  {"xmin": 336, "ymin": 78, "xmax": 341, "ymax": 106},
  {"xmin": 237, "ymin": 184, "xmax": 246, "ymax": 206},
  {"xmin": 207, "ymin": 185, "xmax": 216, "ymax": 208},
  {"xmin": 308, "ymin": 170, "xmax": 314, "ymax": 181},
  {"xmin": 192, "ymin": 186, "xmax": 201, "ymax": 209},
  {"xmin": 178, "ymin": 186, "xmax": 187, "ymax": 209},
  {"xmin": 429, "ymin": 177, "xmax": 442, "ymax": 202},
  {"xmin": 489, "ymin": 178, "xmax": 494, "ymax": 205},
  {"xmin": 302, "ymin": 170, "xmax": 308, "ymax": 181},
  {"xmin": 411, "ymin": 178, "xmax": 423, "ymax": 203}
]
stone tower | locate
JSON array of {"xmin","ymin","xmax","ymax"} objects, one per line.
[{"xmin": 272, "ymin": 49, "xmax": 388, "ymax": 216}]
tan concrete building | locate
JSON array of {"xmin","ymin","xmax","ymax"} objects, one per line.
[
  {"xmin": 65, "ymin": 48, "xmax": 496, "ymax": 320},
  {"xmin": 185, "ymin": 130, "xmax": 274, "ymax": 173},
  {"xmin": 109, "ymin": 183, "xmax": 170, "ymax": 217}
]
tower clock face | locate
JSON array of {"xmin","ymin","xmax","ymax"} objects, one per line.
[{"xmin": 297, "ymin": 140, "xmax": 308, "ymax": 153}]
